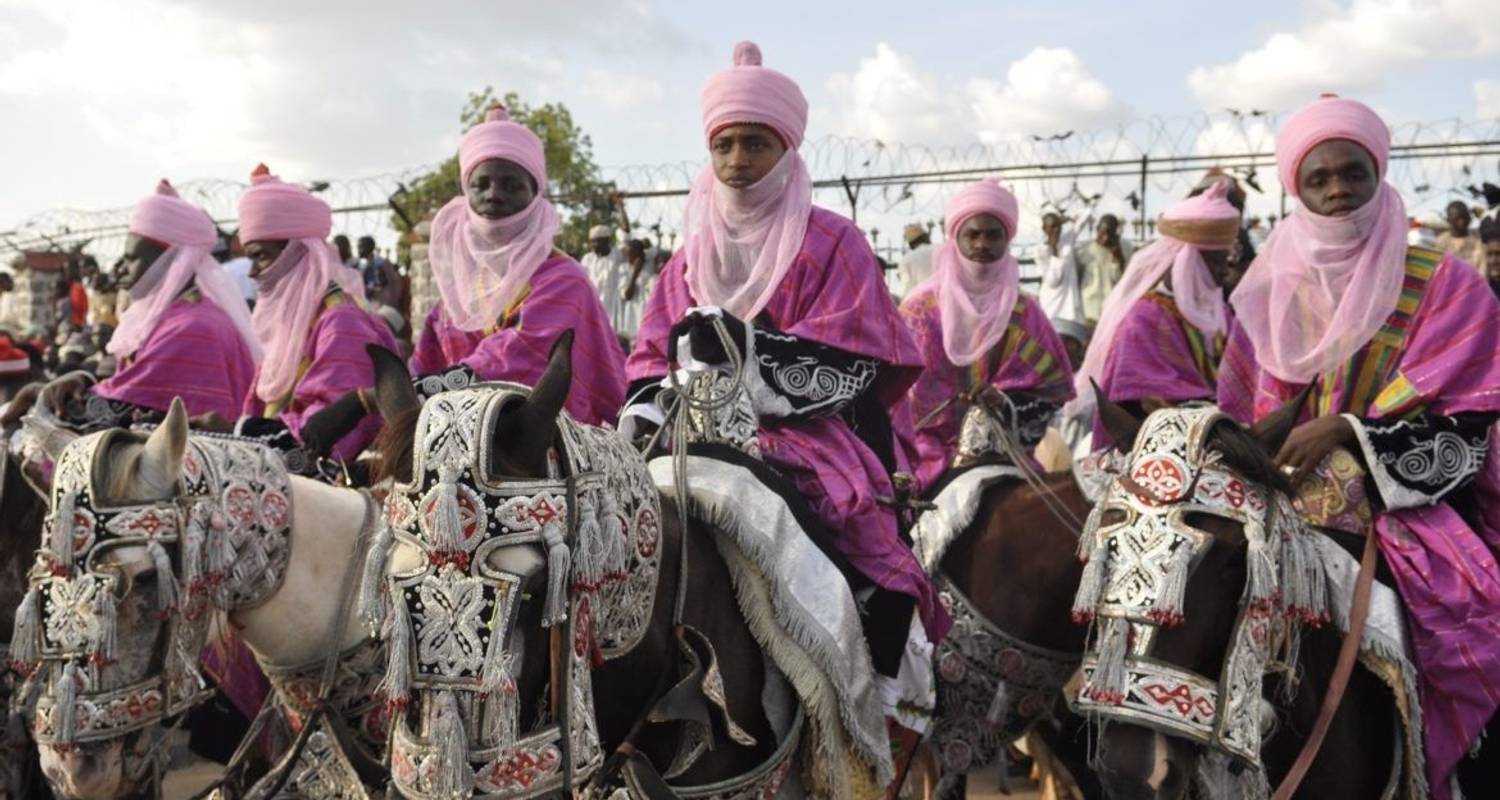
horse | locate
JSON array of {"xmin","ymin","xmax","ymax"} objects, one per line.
[
  {"xmin": 910, "ymin": 401, "xmax": 1104, "ymax": 800},
  {"xmin": 1073, "ymin": 399, "xmax": 1404, "ymax": 800},
  {"xmin": 361, "ymin": 332, "xmax": 892, "ymax": 798},
  {"xmin": 10, "ymin": 400, "xmax": 391, "ymax": 800}
]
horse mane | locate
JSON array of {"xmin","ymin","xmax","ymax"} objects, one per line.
[
  {"xmin": 371, "ymin": 407, "xmax": 420, "ymax": 486},
  {"xmin": 1206, "ymin": 419, "xmax": 1292, "ymax": 496}
]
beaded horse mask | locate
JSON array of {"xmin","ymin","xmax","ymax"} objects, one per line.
[
  {"xmin": 1069, "ymin": 406, "xmax": 1324, "ymax": 770},
  {"xmin": 10, "ymin": 425, "xmax": 291, "ymax": 789},
  {"xmin": 368, "ymin": 383, "xmax": 660, "ymax": 799}
]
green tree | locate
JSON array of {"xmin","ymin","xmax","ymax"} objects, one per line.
[{"xmin": 393, "ymin": 88, "xmax": 620, "ymax": 257}]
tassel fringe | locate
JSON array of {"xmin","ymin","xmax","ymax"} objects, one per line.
[
  {"xmin": 10, "ymin": 585, "xmax": 40, "ymax": 667},
  {"xmin": 50, "ymin": 493, "xmax": 77, "ymax": 571},
  {"xmin": 430, "ymin": 467, "xmax": 466, "ymax": 555},
  {"xmin": 540, "ymin": 521, "xmax": 571, "ymax": 627},
  {"xmin": 428, "ymin": 691, "xmax": 474, "ymax": 799},
  {"xmin": 359, "ymin": 519, "xmax": 394, "ymax": 635},
  {"xmin": 1244, "ymin": 533, "xmax": 1277, "ymax": 614},
  {"xmin": 480, "ymin": 651, "xmax": 518, "ymax": 751},
  {"xmin": 985, "ymin": 679, "xmax": 1010, "ymax": 727},
  {"xmin": 1084, "ymin": 618, "xmax": 1129, "ymax": 705},
  {"xmin": 1148, "ymin": 542, "xmax": 1193, "ymax": 627},
  {"xmin": 146, "ymin": 540, "xmax": 178, "ymax": 616},
  {"xmin": 91, "ymin": 584, "xmax": 117, "ymax": 663},
  {"xmin": 376, "ymin": 604, "xmax": 412, "ymax": 709},
  {"xmin": 55, "ymin": 661, "xmax": 79, "ymax": 744},
  {"xmin": 1071, "ymin": 538, "xmax": 1110, "ymax": 624}
]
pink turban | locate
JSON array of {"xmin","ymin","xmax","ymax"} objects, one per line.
[
  {"xmin": 236, "ymin": 164, "xmax": 332, "ymax": 244},
  {"xmin": 459, "ymin": 106, "xmax": 548, "ymax": 192},
  {"xmin": 110, "ymin": 180, "xmax": 260, "ymax": 362},
  {"xmin": 924, "ymin": 179, "xmax": 1022, "ymax": 366},
  {"xmin": 1275, "ymin": 94, "xmax": 1390, "ymax": 198},
  {"xmin": 1232, "ymin": 94, "xmax": 1407, "ymax": 383},
  {"xmin": 129, "ymin": 178, "xmax": 216, "ymax": 247},
  {"xmin": 700, "ymin": 41, "xmax": 809, "ymax": 148}
]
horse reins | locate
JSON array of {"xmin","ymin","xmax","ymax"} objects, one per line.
[{"xmin": 1268, "ymin": 526, "xmax": 1378, "ymax": 800}]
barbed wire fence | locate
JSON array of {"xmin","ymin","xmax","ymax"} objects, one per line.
[{"xmin": 4, "ymin": 111, "xmax": 1497, "ymax": 268}]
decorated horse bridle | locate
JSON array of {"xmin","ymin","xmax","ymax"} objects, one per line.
[
  {"xmin": 9, "ymin": 428, "xmax": 292, "ymax": 781},
  {"xmin": 364, "ymin": 383, "xmax": 660, "ymax": 799},
  {"xmin": 1069, "ymin": 406, "xmax": 1324, "ymax": 770}
]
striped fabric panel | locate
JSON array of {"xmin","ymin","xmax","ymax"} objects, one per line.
[
  {"xmin": 1318, "ymin": 247, "xmax": 1438, "ymax": 415},
  {"xmin": 483, "ymin": 283, "xmax": 533, "ymax": 335},
  {"xmin": 979, "ymin": 298, "xmax": 1066, "ymax": 393},
  {"xmin": 1144, "ymin": 292, "xmax": 1221, "ymax": 389}
]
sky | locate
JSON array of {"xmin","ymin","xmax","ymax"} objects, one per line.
[{"xmin": 2, "ymin": 0, "xmax": 1498, "ymax": 242}]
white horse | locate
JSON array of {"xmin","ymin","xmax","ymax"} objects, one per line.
[{"xmin": 19, "ymin": 400, "xmax": 386, "ymax": 800}]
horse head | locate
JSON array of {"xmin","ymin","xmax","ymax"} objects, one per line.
[
  {"xmin": 1072, "ymin": 394, "xmax": 1315, "ymax": 800},
  {"xmin": 367, "ymin": 329, "xmax": 650, "ymax": 797},
  {"xmin": 13, "ymin": 400, "xmax": 296, "ymax": 799}
]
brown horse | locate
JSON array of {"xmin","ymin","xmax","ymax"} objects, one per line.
[
  {"xmin": 1083, "ymin": 400, "xmax": 1400, "ymax": 800},
  {"xmin": 920, "ymin": 459, "xmax": 1103, "ymax": 800},
  {"xmin": 366, "ymin": 336, "xmax": 808, "ymax": 796},
  {"xmin": 0, "ymin": 436, "xmax": 54, "ymax": 800}
]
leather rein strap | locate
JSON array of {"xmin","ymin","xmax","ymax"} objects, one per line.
[{"xmin": 1269, "ymin": 527, "xmax": 1379, "ymax": 800}]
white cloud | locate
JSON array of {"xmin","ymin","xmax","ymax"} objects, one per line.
[
  {"xmin": 579, "ymin": 69, "xmax": 664, "ymax": 112},
  {"xmin": 968, "ymin": 47, "xmax": 1127, "ymax": 140},
  {"xmin": 820, "ymin": 43, "xmax": 1124, "ymax": 145},
  {"xmin": 1188, "ymin": 0, "xmax": 1500, "ymax": 112},
  {"xmin": 1478, "ymin": 79, "xmax": 1500, "ymax": 118}
]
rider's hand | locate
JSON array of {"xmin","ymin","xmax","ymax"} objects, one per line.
[
  {"xmin": 669, "ymin": 309, "xmax": 748, "ymax": 366},
  {"xmin": 1274, "ymin": 415, "xmax": 1354, "ymax": 483},
  {"xmin": 969, "ymin": 385, "xmax": 1005, "ymax": 409},
  {"xmin": 189, "ymin": 411, "xmax": 234, "ymax": 433},
  {"xmin": 0, "ymin": 382, "xmax": 43, "ymax": 426},
  {"xmin": 41, "ymin": 373, "xmax": 90, "ymax": 416}
]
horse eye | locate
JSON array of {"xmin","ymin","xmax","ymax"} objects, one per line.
[{"xmin": 1100, "ymin": 508, "xmax": 1129, "ymax": 527}]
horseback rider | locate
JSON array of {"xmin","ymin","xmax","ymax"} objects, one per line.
[
  {"xmin": 1, "ymin": 179, "xmax": 260, "ymax": 430},
  {"xmin": 407, "ymin": 106, "xmax": 626, "ymax": 424},
  {"xmin": 900, "ymin": 178, "xmax": 1076, "ymax": 489},
  {"xmin": 1219, "ymin": 94, "xmax": 1500, "ymax": 796},
  {"xmin": 1071, "ymin": 179, "xmax": 1242, "ymax": 449},
  {"xmin": 620, "ymin": 41, "xmax": 949, "ymax": 725},
  {"xmin": 204, "ymin": 164, "xmax": 398, "ymax": 462}
]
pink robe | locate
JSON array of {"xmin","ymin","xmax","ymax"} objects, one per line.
[
  {"xmin": 410, "ymin": 254, "xmax": 626, "ymax": 427},
  {"xmin": 94, "ymin": 298, "xmax": 255, "ymax": 419},
  {"xmin": 1219, "ymin": 251, "xmax": 1500, "ymax": 795},
  {"xmin": 628, "ymin": 206, "xmax": 949, "ymax": 641},
  {"xmin": 242, "ymin": 296, "xmax": 397, "ymax": 462},
  {"xmin": 901, "ymin": 287, "xmax": 1075, "ymax": 489},
  {"xmin": 1095, "ymin": 291, "xmax": 1226, "ymax": 448}
]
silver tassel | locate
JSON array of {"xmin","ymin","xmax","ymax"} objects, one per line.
[
  {"xmin": 180, "ymin": 514, "xmax": 206, "ymax": 610},
  {"xmin": 600, "ymin": 492, "xmax": 627, "ymax": 578},
  {"xmin": 49, "ymin": 493, "xmax": 78, "ymax": 571},
  {"xmin": 430, "ymin": 467, "xmax": 466, "ymax": 555},
  {"xmin": 481, "ymin": 651, "xmax": 517, "ymax": 750},
  {"xmin": 146, "ymin": 540, "xmax": 178, "ymax": 616},
  {"xmin": 540, "ymin": 521, "xmax": 571, "ymax": 627},
  {"xmin": 375, "ymin": 604, "xmax": 412, "ymax": 709},
  {"xmin": 428, "ymin": 691, "xmax": 474, "ymax": 799},
  {"xmin": 1148, "ymin": 543, "xmax": 1193, "ymax": 627},
  {"xmin": 1071, "ymin": 538, "xmax": 1110, "ymax": 624},
  {"xmin": 1084, "ymin": 618, "xmax": 1130, "ymax": 705},
  {"xmin": 985, "ymin": 679, "xmax": 1010, "ymax": 727},
  {"xmin": 572, "ymin": 494, "xmax": 604, "ymax": 589},
  {"xmin": 91, "ymin": 585, "xmax": 117, "ymax": 663},
  {"xmin": 1244, "ymin": 534, "xmax": 1277, "ymax": 614},
  {"xmin": 359, "ymin": 521, "xmax": 394, "ymax": 635},
  {"xmin": 10, "ymin": 585, "xmax": 41, "ymax": 667},
  {"xmin": 55, "ymin": 661, "xmax": 79, "ymax": 744}
]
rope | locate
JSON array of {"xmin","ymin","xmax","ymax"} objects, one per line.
[{"xmin": 978, "ymin": 392, "xmax": 1087, "ymax": 538}]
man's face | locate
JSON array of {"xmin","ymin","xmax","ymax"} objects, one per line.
[
  {"xmin": 590, "ymin": 236, "xmax": 611, "ymax": 257},
  {"xmin": 1042, "ymin": 214, "xmax": 1063, "ymax": 243},
  {"xmin": 710, "ymin": 124, "xmax": 787, "ymax": 189},
  {"xmin": 956, "ymin": 213, "xmax": 1010, "ymax": 264},
  {"xmin": 467, "ymin": 159, "xmax": 537, "ymax": 220},
  {"xmin": 1199, "ymin": 248, "xmax": 1233, "ymax": 289},
  {"xmin": 357, "ymin": 238, "xmax": 376, "ymax": 259},
  {"xmin": 244, "ymin": 239, "xmax": 288, "ymax": 279},
  {"xmin": 1096, "ymin": 217, "xmax": 1120, "ymax": 247},
  {"xmin": 1447, "ymin": 203, "xmax": 1472, "ymax": 236},
  {"xmin": 117, "ymin": 234, "xmax": 168, "ymax": 291},
  {"xmin": 1296, "ymin": 139, "xmax": 1379, "ymax": 217},
  {"xmin": 1485, "ymin": 240, "xmax": 1500, "ymax": 281}
]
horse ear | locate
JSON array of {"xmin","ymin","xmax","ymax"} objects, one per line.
[
  {"xmin": 1093, "ymin": 380, "xmax": 1143, "ymax": 451},
  {"xmin": 1248, "ymin": 385, "xmax": 1312, "ymax": 455},
  {"xmin": 139, "ymin": 398, "xmax": 188, "ymax": 495},
  {"xmin": 366, "ymin": 344, "xmax": 419, "ymax": 420},
  {"xmin": 506, "ymin": 330, "xmax": 575, "ymax": 477}
]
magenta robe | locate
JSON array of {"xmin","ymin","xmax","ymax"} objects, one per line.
[
  {"xmin": 900, "ymin": 287, "xmax": 1075, "ymax": 489},
  {"xmin": 1094, "ymin": 291, "xmax": 1226, "ymax": 448},
  {"xmin": 242, "ymin": 298, "xmax": 397, "ymax": 462},
  {"xmin": 627, "ymin": 206, "xmax": 949, "ymax": 641},
  {"xmin": 94, "ymin": 298, "xmax": 255, "ymax": 419},
  {"xmin": 410, "ymin": 254, "xmax": 626, "ymax": 427},
  {"xmin": 1219, "ymin": 251, "xmax": 1500, "ymax": 795}
]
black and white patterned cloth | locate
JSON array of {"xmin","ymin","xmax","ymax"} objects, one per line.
[{"xmin": 1347, "ymin": 411, "xmax": 1495, "ymax": 510}]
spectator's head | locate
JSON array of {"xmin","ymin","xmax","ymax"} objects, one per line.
[
  {"xmin": 333, "ymin": 234, "xmax": 352, "ymax": 262},
  {"xmin": 357, "ymin": 235, "xmax": 376, "ymax": 259},
  {"xmin": 1096, "ymin": 214, "xmax": 1121, "ymax": 247},
  {"xmin": 903, "ymin": 223, "xmax": 929, "ymax": 250},
  {"xmin": 589, "ymin": 225, "xmax": 613, "ymax": 257},
  {"xmin": 0, "ymin": 272, "xmax": 12, "ymax": 293},
  {"xmin": 1480, "ymin": 217, "xmax": 1500, "ymax": 283},
  {"xmin": 626, "ymin": 238, "xmax": 647, "ymax": 264},
  {"xmin": 1053, "ymin": 318, "xmax": 1090, "ymax": 370},
  {"xmin": 117, "ymin": 234, "xmax": 170, "ymax": 292},
  {"xmin": 1042, "ymin": 212, "xmax": 1064, "ymax": 246},
  {"xmin": 1446, "ymin": 200, "xmax": 1472, "ymax": 237}
]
